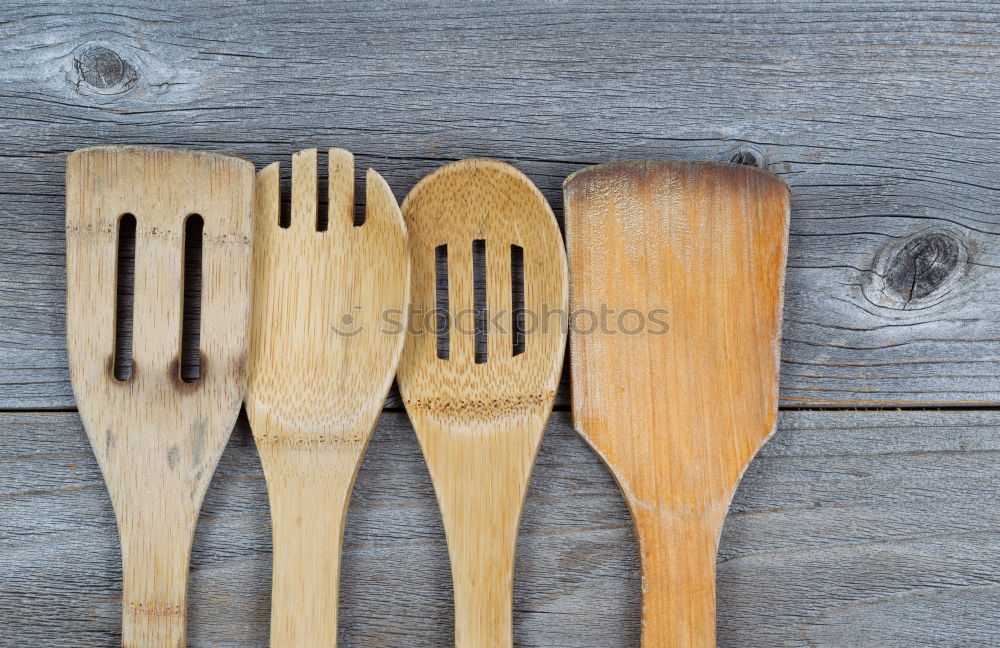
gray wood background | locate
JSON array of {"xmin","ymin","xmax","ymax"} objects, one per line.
[{"xmin": 1, "ymin": 1, "xmax": 998, "ymax": 646}]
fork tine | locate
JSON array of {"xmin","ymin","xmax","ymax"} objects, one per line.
[
  {"xmin": 291, "ymin": 148, "xmax": 318, "ymax": 233},
  {"xmin": 254, "ymin": 162, "xmax": 280, "ymax": 237},
  {"xmin": 363, "ymin": 168, "xmax": 405, "ymax": 235},
  {"xmin": 327, "ymin": 148, "xmax": 355, "ymax": 230}
]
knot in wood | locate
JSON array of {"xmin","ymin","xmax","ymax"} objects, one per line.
[
  {"xmin": 864, "ymin": 229, "xmax": 968, "ymax": 310},
  {"xmin": 74, "ymin": 46, "xmax": 137, "ymax": 94},
  {"xmin": 726, "ymin": 145, "xmax": 767, "ymax": 169},
  {"xmin": 884, "ymin": 232, "xmax": 962, "ymax": 303}
]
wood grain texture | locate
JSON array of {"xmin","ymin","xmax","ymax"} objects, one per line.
[
  {"xmin": 398, "ymin": 159, "xmax": 568, "ymax": 647},
  {"xmin": 246, "ymin": 148, "xmax": 409, "ymax": 647},
  {"xmin": 566, "ymin": 161, "xmax": 790, "ymax": 646},
  {"xmin": 3, "ymin": 2, "xmax": 1000, "ymax": 645},
  {"xmin": 1, "ymin": 1, "xmax": 999, "ymax": 407},
  {"xmin": 2, "ymin": 410, "xmax": 999, "ymax": 647},
  {"xmin": 65, "ymin": 146, "xmax": 254, "ymax": 647}
]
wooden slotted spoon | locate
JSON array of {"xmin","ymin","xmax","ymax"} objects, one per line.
[
  {"xmin": 564, "ymin": 160, "xmax": 790, "ymax": 647},
  {"xmin": 398, "ymin": 159, "xmax": 567, "ymax": 647},
  {"xmin": 245, "ymin": 148, "xmax": 409, "ymax": 646},
  {"xmin": 66, "ymin": 146, "xmax": 255, "ymax": 647}
]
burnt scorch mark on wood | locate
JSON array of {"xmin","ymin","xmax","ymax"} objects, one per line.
[
  {"xmin": 864, "ymin": 230, "xmax": 968, "ymax": 309},
  {"xmin": 107, "ymin": 355, "xmax": 139, "ymax": 384},
  {"xmin": 168, "ymin": 356, "xmax": 207, "ymax": 391},
  {"xmin": 72, "ymin": 45, "xmax": 137, "ymax": 95}
]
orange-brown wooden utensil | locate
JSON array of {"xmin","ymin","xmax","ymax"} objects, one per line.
[{"xmin": 564, "ymin": 160, "xmax": 790, "ymax": 647}]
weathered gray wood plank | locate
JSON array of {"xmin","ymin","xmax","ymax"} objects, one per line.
[
  {"xmin": 2, "ymin": 410, "xmax": 999, "ymax": 647},
  {"xmin": 0, "ymin": 1, "xmax": 999, "ymax": 407}
]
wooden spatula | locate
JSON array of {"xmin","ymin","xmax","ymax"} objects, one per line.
[
  {"xmin": 564, "ymin": 160, "xmax": 790, "ymax": 647},
  {"xmin": 66, "ymin": 146, "xmax": 254, "ymax": 647},
  {"xmin": 245, "ymin": 148, "xmax": 409, "ymax": 647},
  {"xmin": 398, "ymin": 159, "xmax": 567, "ymax": 647}
]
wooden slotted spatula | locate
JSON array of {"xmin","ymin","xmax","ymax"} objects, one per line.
[
  {"xmin": 398, "ymin": 159, "xmax": 567, "ymax": 647},
  {"xmin": 245, "ymin": 148, "xmax": 409, "ymax": 647},
  {"xmin": 564, "ymin": 160, "xmax": 790, "ymax": 647},
  {"xmin": 66, "ymin": 146, "xmax": 254, "ymax": 647}
]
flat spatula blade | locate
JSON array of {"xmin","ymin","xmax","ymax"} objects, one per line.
[
  {"xmin": 66, "ymin": 146, "xmax": 254, "ymax": 647},
  {"xmin": 565, "ymin": 160, "xmax": 790, "ymax": 648}
]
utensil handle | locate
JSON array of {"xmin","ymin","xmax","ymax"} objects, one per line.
[
  {"xmin": 422, "ymin": 426, "xmax": 541, "ymax": 648},
  {"xmin": 119, "ymin": 518, "xmax": 195, "ymax": 648},
  {"xmin": 632, "ymin": 506, "xmax": 727, "ymax": 648},
  {"xmin": 441, "ymin": 478, "xmax": 523, "ymax": 648},
  {"xmin": 260, "ymin": 446, "xmax": 362, "ymax": 648}
]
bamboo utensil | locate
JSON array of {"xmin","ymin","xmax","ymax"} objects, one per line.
[
  {"xmin": 245, "ymin": 148, "xmax": 409, "ymax": 647},
  {"xmin": 65, "ymin": 146, "xmax": 255, "ymax": 647},
  {"xmin": 564, "ymin": 160, "xmax": 790, "ymax": 647},
  {"xmin": 398, "ymin": 159, "xmax": 567, "ymax": 647}
]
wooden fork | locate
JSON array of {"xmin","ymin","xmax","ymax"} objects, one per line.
[{"xmin": 246, "ymin": 148, "xmax": 409, "ymax": 647}]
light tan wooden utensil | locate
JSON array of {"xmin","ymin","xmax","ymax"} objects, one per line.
[
  {"xmin": 66, "ymin": 146, "xmax": 254, "ymax": 647},
  {"xmin": 564, "ymin": 160, "xmax": 790, "ymax": 647},
  {"xmin": 398, "ymin": 159, "xmax": 567, "ymax": 647},
  {"xmin": 245, "ymin": 148, "xmax": 409, "ymax": 647}
]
